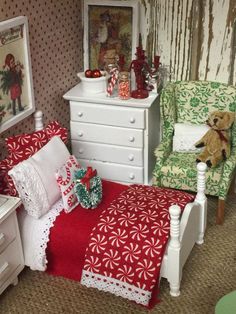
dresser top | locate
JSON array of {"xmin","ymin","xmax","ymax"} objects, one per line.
[{"xmin": 63, "ymin": 84, "xmax": 159, "ymax": 108}]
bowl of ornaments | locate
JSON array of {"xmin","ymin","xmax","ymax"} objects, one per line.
[{"xmin": 77, "ymin": 69, "xmax": 108, "ymax": 94}]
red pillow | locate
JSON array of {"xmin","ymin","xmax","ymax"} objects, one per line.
[
  {"xmin": 3, "ymin": 121, "xmax": 68, "ymax": 196},
  {"xmin": 5, "ymin": 121, "xmax": 68, "ymax": 165},
  {"xmin": 6, "ymin": 129, "xmax": 48, "ymax": 164},
  {"xmin": 45, "ymin": 121, "xmax": 68, "ymax": 144},
  {"xmin": 0, "ymin": 157, "xmax": 17, "ymax": 196}
]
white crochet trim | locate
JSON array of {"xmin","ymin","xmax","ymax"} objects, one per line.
[
  {"xmin": 9, "ymin": 160, "xmax": 50, "ymax": 218},
  {"xmin": 81, "ymin": 270, "xmax": 151, "ymax": 306},
  {"xmin": 18, "ymin": 199, "xmax": 64, "ymax": 271}
]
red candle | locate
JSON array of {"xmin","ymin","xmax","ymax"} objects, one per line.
[{"xmin": 154, "ymin": 56, "xmax": 160, "ymax": 68}]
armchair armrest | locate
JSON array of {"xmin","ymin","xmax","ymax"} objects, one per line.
[
  {"xmin": 154, "ymin": 137, "xmax": 172, "ymax": 159},
  {"xmin": 153, "ymin": 137, "xmax": 172, "ymax": 185},
  {"xmin": 218, "ymin": 148, "xmax": 236, "ymax": 199},
  {"xmin": 160, "ymin": 83, "xmax": 176, "ymax": 140}
]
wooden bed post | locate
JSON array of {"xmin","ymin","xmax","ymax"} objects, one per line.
[
  {"xmin": 195, "ymin": 162, "xmax": 207, "ymax": 244},
  {"xmin": 34, "ymin": 110, "xmax": 44, "ymax": 131},
  {"xmin": 168, "ymin": 204, "xmax": 181, "ymax": 297}
]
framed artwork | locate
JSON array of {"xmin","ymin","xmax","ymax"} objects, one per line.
[
  {"xmin": 83, "ymin": 0, "xmax": 139, "ymax": 70},
  {"xmin": 0, "ymin": 16, "xmax": 35, "ymax": 133}
]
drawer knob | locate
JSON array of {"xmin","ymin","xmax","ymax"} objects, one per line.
[
  {"xmin": 78, "ymin": 131, "xmax": 83, "ymax": 137},
  {"xmin": 128, "ymin": 154, "xmax": 134, "ymax": 161},
  {"xmin": 129, "ymin": 136, "xmax": 135, "ymax": 142},
  {"xmin": 78, "ymin": 112, "xmax": 83, "ymax": 117},
  {"xmin": 130, "ymin": 117, "xmax": 135, "ymax": 123},
  {"xmin": 129, "ymin": 173, "xmax": 135, "ymax": 180},
  {"xmin": 79, "ymin": 149, "xmax": 84, "ymax": 154}
]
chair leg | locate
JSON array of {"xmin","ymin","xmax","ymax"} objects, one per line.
[{"xmin": 216, "ymin": 199, "xmax": 225, "ymax": 225}]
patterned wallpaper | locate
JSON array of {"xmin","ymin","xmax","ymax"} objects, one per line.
[{"xmin": 0, "ymin": 0, "xmax": 83, "ymax": 158}]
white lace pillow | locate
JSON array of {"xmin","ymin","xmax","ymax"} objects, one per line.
[
  {"xmin": 56, "ymin": 155, "xmax": 81, "ymax": 213},
  {"xmin": 173, "ymin": 123, "xmax": 210, "ymax": 152},
  {"xmin": 9, "ymin": 136, "xmax": 70, "ymax": 218}
]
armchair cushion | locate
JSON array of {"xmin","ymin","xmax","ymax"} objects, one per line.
[{"xmin": 158, "ymin": 152, "xmax": 223, "ymax": 196}]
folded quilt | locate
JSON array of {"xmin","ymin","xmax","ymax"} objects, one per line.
[{"xmin": 80, "ymin": 185, "xmax": 194, "ymax": 307}]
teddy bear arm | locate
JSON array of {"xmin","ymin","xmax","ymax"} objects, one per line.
[
  {"xmin": 222, "ymin": 145, "xmax": 231, "ymax": 160},
  {"xmin": 195, "ymin": 141, "xmax": 205, "ymax": 148},
  {"xmin": 208, "ymin": 151, "xmax": 223, "ymax": 168},
  {"xmin": 196, "ymin": 148, "xmax": 209, "ymax": 163},
  {"xmin": 195, "ymin": 132, "xmax": 209, "ymax": 148}
]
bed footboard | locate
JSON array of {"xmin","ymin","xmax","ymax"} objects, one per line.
[
  {"xmin": 168, "ymin": 204, "xmax": 182, "ymax": 296},
  {"xmin": 163, "ymin": 162, "xmax": 207, "ymax": 297}
]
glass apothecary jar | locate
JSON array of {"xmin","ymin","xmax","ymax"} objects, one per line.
[{"xmin": 118, "ymin": 71, "xmax": 130, "ymax": 100}]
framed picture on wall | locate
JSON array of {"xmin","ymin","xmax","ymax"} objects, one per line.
[
  {"xmin": 83, "ymin": 0, "xmax": 139, "ymax": 71},
  {"xmin": 0, "ymin": 16, "xmax": 35, "ymax": 133}
]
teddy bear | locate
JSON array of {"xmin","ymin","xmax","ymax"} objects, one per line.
[{"xmin": 195, "ymin": 111, "xmax": 235, "ymax": 168}]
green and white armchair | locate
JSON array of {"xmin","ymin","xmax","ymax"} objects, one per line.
[{"xmin": 153, "ymin": 81, "xmax": 236, "ymax": 224}]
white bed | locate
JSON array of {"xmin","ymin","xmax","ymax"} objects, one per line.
[{"xmin": 15, "ymin": 110, "xmax": 207, "ymax": 302}]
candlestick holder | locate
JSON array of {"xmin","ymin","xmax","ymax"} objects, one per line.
[{"xmin": 129, "ymin": 46, "xmax": 161, "ymax": 99}]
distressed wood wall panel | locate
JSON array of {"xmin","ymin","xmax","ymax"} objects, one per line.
[
  {"xmin": 198, "ymin": 0, "xmax": 236, "ymax": 84},
  {"xmin": 140, "ymin": 0, "xmax": 195, "ymax": 81},
  {"xmin": 139, "ymin": 0, "xmax": 236, "ymax": 84}
]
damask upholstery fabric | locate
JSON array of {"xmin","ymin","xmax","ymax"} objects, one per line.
[{"xmin": 153, "ymin": 81, "xmax": 236, "ymax": 200}]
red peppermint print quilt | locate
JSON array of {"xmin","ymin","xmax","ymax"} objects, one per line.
[
  {"xmin": 46, "ymin": 181, "xmax": 194, "ymax": 307},
  {"xmin": 81, "ymin": 184, "xmax": 194, "ymax": 307}
]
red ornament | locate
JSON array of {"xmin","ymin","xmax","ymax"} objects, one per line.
[
  {"xmin": 85, "ymin": 69, "xmax": 93, "ymax": 78},
  {"xmin": 92, "ymin": 69, "xmax": 102, "ymax": 78}
]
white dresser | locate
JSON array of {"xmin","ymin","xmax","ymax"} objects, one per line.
[
  {"xmin": 64, "ymin": 84, "xmax": 160, "ymax": 185},
  {"xmin": 0, "ymin": 195, "xmax": 24, "ymax": 294}
]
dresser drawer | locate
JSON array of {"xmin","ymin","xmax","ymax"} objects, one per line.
[
  {"xmin": 70, "ymin": 101, "xmax": 145, "ymax": 129},
  {"xmin": 78, "ymin": 159, "xmax": 143, "ymax": 184},
  {"xmin": 71, "ymin": 121, "xmax": 143, "ymax": 148},
  {"xmin": 72, "ymin": 141, "xmax": 143, "ymax": 167},
  {"xmin": 0, "ymin": 239, "xmax": 21, "ymax": 287},
  {"xmin": 0, "ymin": 213, "xmax": 16, "ymax": 254}
]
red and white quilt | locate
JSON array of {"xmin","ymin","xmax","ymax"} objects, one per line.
[
  {"xmin": 23, "ymin": 181, "xmax": 195, "ymax": 307},
  {"xmin": 80, "ymin": 184, "xmax": 194, "ymax": 306}
]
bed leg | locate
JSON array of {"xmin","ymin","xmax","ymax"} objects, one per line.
[
  {"xmin": 168, "ymin": 205, "xmax": 181, "ymax": 297},
  {"xmin": 12, "ymin": 277, "xmax": 18, "ymax": 286},
  {"xmin": 195, "ymin": 162, "xmax": 207, "ymax": 245}
]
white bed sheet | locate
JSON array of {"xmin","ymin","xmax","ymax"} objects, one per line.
[{"xmin": 17, "ymin": 199, "xmax": 64, "ymax": 271}]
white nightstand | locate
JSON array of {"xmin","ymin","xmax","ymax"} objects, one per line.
[
  {"xmin": 0, "ymin": 195, "xmax": 24, "ymax": 294},
  {"xmin": 64, "ymin": 84, "xmax": 160, "ymax": 185}
]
